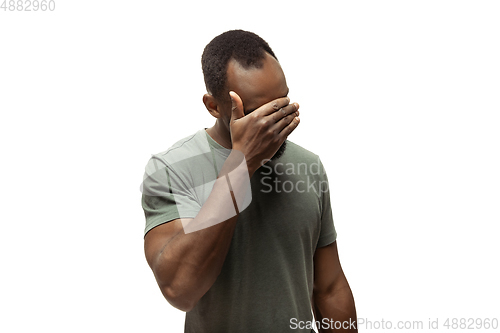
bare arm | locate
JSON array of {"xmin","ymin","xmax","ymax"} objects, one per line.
[
  {"xmin": 144, "ymin": 151, "xmax": 247, "ymax": 312},
  {"xmin": 144, "ymin": 92, "xmax": 300, "ymax": 312},
  {"xmin": 312, "ymin": 241, "xmax": 357, "ymax": 332}
]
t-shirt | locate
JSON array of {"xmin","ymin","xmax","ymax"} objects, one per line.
[{"xmin": 141, "ymin": 129, "xmax": 337, "ymax": 333}]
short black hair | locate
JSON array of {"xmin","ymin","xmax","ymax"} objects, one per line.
[{"xmin": 201, "ymin": 30, "xmax": 277, "ymax": 102}]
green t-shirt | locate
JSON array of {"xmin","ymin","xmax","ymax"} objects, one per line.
[{"xmin": 142, "ymin": 129, "xmax": 337, "ymax": 333}]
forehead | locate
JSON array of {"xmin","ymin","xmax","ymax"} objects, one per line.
[{"xmin": 226, "ymin": 52, "xmax": 288, "ymax": 111}]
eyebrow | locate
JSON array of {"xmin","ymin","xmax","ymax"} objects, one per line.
[{"xmin": 245, "ymin": 88, "xmax": 290, "ymax": 114}]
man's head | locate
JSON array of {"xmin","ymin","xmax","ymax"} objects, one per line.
[
  {"xmin": 202, "ymin": 30, "xmax": 278, "ymax": 103},
  {"xmin": 202, "ymin": 30, "xmax": 289, "ymax": 160}
]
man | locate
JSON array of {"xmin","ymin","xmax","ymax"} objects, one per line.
[{"xmin": 141, "ymin": 30, "xmax": 357, "ymax": 332}]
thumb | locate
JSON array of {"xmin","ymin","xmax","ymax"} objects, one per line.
[{"xmin": 229, "ymin": 91, "xmax": 244, "ymax": 122}]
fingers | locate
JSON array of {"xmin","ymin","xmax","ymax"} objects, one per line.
[
  {"xmin": 257, "ymin": 96, "xmax": 291, "ymax": 116},
  {"xmin": 270, "ymin": 102, "xmax": 299, "ymax": 123},
  {"xmin": 229, "ymin": 91, "xmax": 244, "ymax": 121},
  {"xmin": 278, "ymin": 114, "xmax": 300, "ymax": 140}
]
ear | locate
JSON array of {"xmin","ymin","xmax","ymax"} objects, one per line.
[{"xmin": 203, "ymin": 94, "xmax": 222, "ymax": 118}]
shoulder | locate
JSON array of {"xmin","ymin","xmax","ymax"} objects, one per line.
[
  {"xmin": 282, "ymin": 140, "xmax": 322, "ymax": 164},
  {"xmin": 143, "ymin": 130, "xmax": 212, "ymax": 175},
  {"xmin": 154, "ymin": 130, "xmax": 211, "ymax": 164}
]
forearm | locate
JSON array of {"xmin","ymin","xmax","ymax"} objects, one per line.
[
  {"xmin": 152, "ymin": 151, "xmax": 251, "ymax": 311},
  {"xmin": 313, "ymin": 285, "xmax": 357, "ymax": 332}
]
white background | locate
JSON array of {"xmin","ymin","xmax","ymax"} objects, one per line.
[{"xmin": 1, "ymin": 1, "xmax": 499, "ymax": 332}]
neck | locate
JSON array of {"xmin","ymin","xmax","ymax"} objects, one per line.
[{"xmin": 206, "ymin": 120, "xmax": 232, "ymax": 149}]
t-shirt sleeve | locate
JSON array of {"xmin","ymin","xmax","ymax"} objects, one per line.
[
  {"xmin": 141, "ymin": 155, "xmax": 201, "ymax": 237},
  {"xmin": 316, "ymin": 158, "xmax": 337, "ymax": 248}
]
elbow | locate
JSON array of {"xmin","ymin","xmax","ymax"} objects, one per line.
[
  {"xmin": 150, "ymin": 257, "xmax": 201, "ymax": 312},
  {"xmin": 161, "ymin": 285, "xmax": 199, "ymax": 312},
  {"xmin": 151, "ymin": 255, "xmax": 207, "ymax": 312}
]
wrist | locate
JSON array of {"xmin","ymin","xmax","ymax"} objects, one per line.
[{"xmin": 227, "ymin": 147, "xmax": 258, "ymax": 178}]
